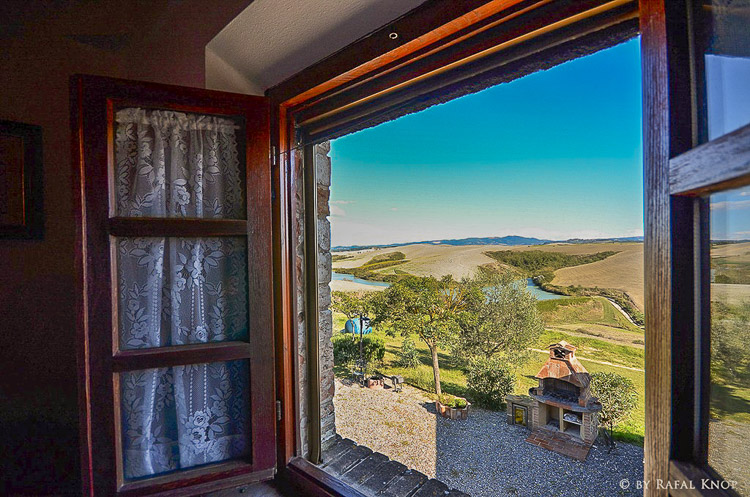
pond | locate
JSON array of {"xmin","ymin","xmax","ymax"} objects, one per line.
[{"xmin": 331, "ymin": 272, "xmax": 566, "ymax": 299}]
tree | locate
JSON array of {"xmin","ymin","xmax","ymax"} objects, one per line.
[
  {"xmin": 375, "ymin": 275, "xmax": 470, "ymax": 396},
  {"xmin": 456, "ymin": 272, "xmax": 544, "ymax": 368},
  {"xmin": 331, "ymin": 291, "xmax": 373, "ymax": 322},
  {"xmin": 589, "ymin": 372, "xmax": 638, "ymax": 449},
  {"xmin": 331, "ymin": 291, "xmax": 377, "ymax": 340}
]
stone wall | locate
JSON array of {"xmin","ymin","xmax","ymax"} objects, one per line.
[
  {"xmin": 294, "ymin": 142, "xmax": 336, "ymax": 459},
  {"xmin": 315, "ymin": 142, "xmax": 337, "ymax": 450},
  {"xmin": 293, "ymin": 147, "xmax": 308, "ymax": 457}
]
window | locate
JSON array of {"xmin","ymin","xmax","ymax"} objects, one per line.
[
  {"xmin": 268, "ymin": 0, "xmax": 645, "ymax": 493},
  {"xmin": 73, "ymin": 76, "xmax": 275, "ymax": 496},
  {"xmin": 664, "ymin": 2, "xmax": 750, "ymax": 495}
]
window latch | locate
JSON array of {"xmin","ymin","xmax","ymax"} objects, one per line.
[{"xmin": 276, "ymin": 400, "xmax": 282, "ymax": 421}]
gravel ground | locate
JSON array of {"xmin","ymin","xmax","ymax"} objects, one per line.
[
  {"xmin": 708, "ymin": 420, "xmax": 750, "ymax": 494},
  {"xmin": 334, "ymin": 378, "xmax": 644, "ymax": 497}
]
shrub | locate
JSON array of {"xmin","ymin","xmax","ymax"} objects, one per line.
[
  {"xmin": 590, "ymin": 372, "xmax": 638, "ymax": 448},
  {"xmin": 332, "ymin": 334, "xmax": 385, "ymax": 369},
  {"xmin": 466, "ymin": 357, "xmax": 515, "ymax": 409},
  {"xmin": 438, "ymin": 393, "xmax": 467, "ymax": 408},
  {"xmin": 397, "ymin": 335, "xmax": 421, "ymax": 369}
]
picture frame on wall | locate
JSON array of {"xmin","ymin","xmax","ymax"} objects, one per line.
[{"xmin": 0, "ymin": 120, "xmax": 43, "ymax": 239}]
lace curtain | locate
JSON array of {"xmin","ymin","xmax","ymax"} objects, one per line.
[{"xmin": 115, "ymin": 108, "xmax": 250, "ymax": 480}]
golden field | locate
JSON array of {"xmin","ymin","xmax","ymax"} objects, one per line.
[{"xmin": 333, "ymin": 242, "xmax": 645, "ymax": 311}]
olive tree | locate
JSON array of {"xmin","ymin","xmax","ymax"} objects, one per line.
[
  {"xmin": 589, "ymin": 371, "xmax": 638, "ymax": 449},
  {"xmin": 456, "ymin": 272, "xmax": 544, "ymax": 368}
]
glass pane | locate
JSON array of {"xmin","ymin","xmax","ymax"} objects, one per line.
[
  {"xmin": 117, "ymin": 237, "xmax": 248, "ymax": 350},
  {"xmin": 120, "ymin": 360, "xmax": 250, "ymax": 481},
  {"xmin": 114, "ymin": 107, "xmax": 246, "ymax": 219},
  {"xmin": 709, "ymin": 184, "xmax": 750, "ymax": 495},
  {"xmin": 701, "ymin": 1, "xmax": 750, "ymax": 140}
]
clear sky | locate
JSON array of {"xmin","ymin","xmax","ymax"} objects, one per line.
[
  {"xmin": 711, "ymin": 185, "xmax": 750, "ymax": 241},
  {"xmin": 329, "ymin": 37, "xmax": 644, "ymax": 248}
]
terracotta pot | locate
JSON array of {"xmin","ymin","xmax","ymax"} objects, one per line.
[
  {"xmin": 436, "ymin": 400, "xmax": 471, "ymax": 420},
  {"xmin": 366, "ymin": 377, "xmax": 384, "ymax": 390}
]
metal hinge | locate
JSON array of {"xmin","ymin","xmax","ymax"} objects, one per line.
[
  {"xmin": 276, "ymin": 400, "xmax": 282, "ymax": 421},
  {"xmin": 271, "ymin": 145, "xmax": 277, "ymax": 166}
]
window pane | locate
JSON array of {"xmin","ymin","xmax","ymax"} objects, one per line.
[
  {"xmin": 701, "ymin": 1, "xmax": 750, "ymax": 140},
  {"xmin": 709, "ymin": 185, "xmax": 750, "ymax": 495},
  {"xmin": 117, "ymin": 237, "xmax": 248, "ymax": 350},
  {"xmin": 114, "ymin": 107, "xmax": 246, "ymax": 219},
  {"xmin": 119, "ymin": 360, "xmax": 250, "ymax": 481}
]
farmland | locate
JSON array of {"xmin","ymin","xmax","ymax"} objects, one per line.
[{"xmin": 332, "ymin": 241, "xmax": 645, "ymax": 312}]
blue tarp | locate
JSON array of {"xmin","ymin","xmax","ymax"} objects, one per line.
[{"xmin": 344, "ymin": 319, "xmax": 372, "ymax": 335}]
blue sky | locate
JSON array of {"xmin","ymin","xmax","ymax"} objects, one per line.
[
  {"xmin": 711, "ymin": 185, "xmax": 750, "ymax": 240},
  {"xmin": 329, "ymin": 38, "xmax": 644, "ymax": 247}
]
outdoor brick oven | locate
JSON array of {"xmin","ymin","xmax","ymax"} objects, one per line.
[{"xmin": 525, "ymin": 341, "xmax": 601, "ymax": 460}]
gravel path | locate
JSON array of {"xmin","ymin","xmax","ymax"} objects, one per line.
[
  {"xmin": 334, "ymin": 378, "xmax": 644, "ymax": 497},
  {"xmin": 708, "ymin": 419, "xmax": 750, "ymax": 494}
]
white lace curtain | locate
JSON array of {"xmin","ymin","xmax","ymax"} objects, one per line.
[{"xmin": 115, "ymin": 108, "xmax": 250, "ymax": 480}]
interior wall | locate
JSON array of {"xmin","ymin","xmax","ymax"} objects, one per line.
[{"xmin": 0, "ymin": 2, "xmax": 252, "ymax": 493}]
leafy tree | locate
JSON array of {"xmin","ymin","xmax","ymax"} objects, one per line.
[
  {"xmin": 590, "ymin": 372, "xmax": 638, "ymax": 449},
  {"xmin": 331, "ymin": 291, "xmax": 373, "ymax": 322},
  {"xmin": 375, "ymin": 276, "xmax": 471, "ymax": 396},
  {"xmin": 456, "ymin": 273, "xmax": 544, "ymax": 368}
]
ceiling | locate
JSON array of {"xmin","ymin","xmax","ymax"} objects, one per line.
[{"xmin": 207, "ymin": 0, "xmax": 427, "ymax": 94}]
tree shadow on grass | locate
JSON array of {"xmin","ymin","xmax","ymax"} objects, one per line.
[{"xmin": 710, "ymin": 382, "xmax": 750, "ymax": 421}]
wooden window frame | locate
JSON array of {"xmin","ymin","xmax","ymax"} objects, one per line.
[
  {"xmin": 267, "ymin": 0, "xmax": 645, "ymax": 494},
  {"xmin": 72, "ymin": 75, "xmax": 276, "ymax": 497},
  {"xmin": 647, "ymin": 0, "xmax": 749, "ymax": 494},
  {"xmin": 667, "ymin": 122, "xmax": 750, "ymax": 497}
]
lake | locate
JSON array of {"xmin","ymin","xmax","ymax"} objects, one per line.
[{"xmin": 331, "ymin": 272, "xmax": 565, "ymax": 299}]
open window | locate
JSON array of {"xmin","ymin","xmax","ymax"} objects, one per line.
[
  {"xmin": 72, "ymin": 75, "xmax": 275, "ymax": 496},
  {"xmin": 664, "ymin": 2, "xmax": 750, "ymax": 495},
  {"xmin": 267, "ymin": 0, "xmax": 647, "ymax": 494}
]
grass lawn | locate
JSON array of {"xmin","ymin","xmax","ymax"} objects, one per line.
[
  {"xmin": 538, "ymin": 296, "xmax": 642, "ymax": 333},
  {"xmin": 332, "ymin": 308, "xmax": 646, "ymax": 445}
]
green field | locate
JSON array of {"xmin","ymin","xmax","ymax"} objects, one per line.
[{"xmin": 332, "ymin": 296, "xmax": 647, "ymax": 445}]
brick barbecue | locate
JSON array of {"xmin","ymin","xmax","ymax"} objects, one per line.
[{"xmin": 524, "ymin": 341, "xmax": 601, "ymax": 460}]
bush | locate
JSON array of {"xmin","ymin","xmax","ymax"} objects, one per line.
[
  {"xmin": 466, "ymin": 357, "xmax": 515, "ymax": 409},
  {"xmin": 332, "ymin": 334, "xmax": 385, "ymax": 369},
  {"xmin": 438, "ymin": 393, "xmax": 467, "ymax": 408},
  {"xmin": 397, "ymin": 335, "xmax": 421, "ymax": 369}
]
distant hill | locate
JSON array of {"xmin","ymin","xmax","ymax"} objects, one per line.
[{"xmin": 332, "ymin": 235, "xmax": 643, "ymax": 252}]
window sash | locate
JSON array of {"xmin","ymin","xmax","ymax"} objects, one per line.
[{"xmin": 74, "ymin": 74, "xmax": 274, "ymax": 496}]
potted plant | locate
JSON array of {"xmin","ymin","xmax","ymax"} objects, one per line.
[{"xmin": 436, "ymin": 394, "xmax": 471, "ymax": 420}]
